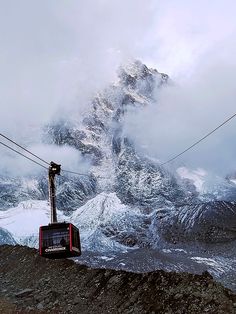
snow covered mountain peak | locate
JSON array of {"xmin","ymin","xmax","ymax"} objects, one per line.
[
  {"xmin": 118, "ymin": 60, "xmax": 168, "ymax": 88},
  {"xmin": 71, "ymin": 192, "xmax": 128, "ymax": 231},
  {"xmin": 0, "ymin": 60, "xmax": 236, "ymax": 251}
]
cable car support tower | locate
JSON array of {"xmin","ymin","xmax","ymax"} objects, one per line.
[
  {"xmin": 39, "ymin": 162, "xmax": 81, "ymax": 258},
  {"xmin": 48, "ymin": 161, "xmax": 61, "ymax": 224}
]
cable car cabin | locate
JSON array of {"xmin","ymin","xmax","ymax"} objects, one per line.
[{"xmin": 39, "ymin": 222, "xmax": 81, "ymax": 258}]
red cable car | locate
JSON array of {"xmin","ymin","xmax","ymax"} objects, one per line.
[
  {"xmin": 39, "ymin": 222, "xmax": 81, "ymax": 258},
  {"xmin": 39, "ymin": 162, "xmax": 81, "ymax": 258}
]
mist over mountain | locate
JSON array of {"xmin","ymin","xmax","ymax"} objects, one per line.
[
  {"xmin": 1, "ymin": 2, "xmax": 236, "ymax": 312},
  {"xmin": 1, "ymin": 60, "xmax": 236, "ymax": 229},
  {"xmin": 0, "ymin": 62, "xmax": 236, "ymax": 295}
]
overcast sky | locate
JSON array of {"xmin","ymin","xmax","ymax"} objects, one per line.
[
  {"xmin": 122, "ymin": 0, "xmax": 236, "ymax": 175},
  {"xmin": 0, "ymin": 0, "xmax": 155, "ymax": 136},
  {"xmin": 1, "ymin": 0, "xmax": 236, "ymax": 175}
]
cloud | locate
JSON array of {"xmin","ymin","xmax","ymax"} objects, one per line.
[
  {"xmin": 0, "ymin": 0, "xmax": 156, "ymax": 174},
  {"xmin": 143, "ymin": 0, "xmax": 236, "ymax": 78},
  {"xmin": 1, "ymin": 0, "xmax": 236, "ymax": 177},
  {"xmin": 120, "ymin": 0, "xmax": 236, "ymax": 176},
  {"xmin": 124, "ymin": 59, "xmax": 236, "ymax": 175},
  {"xmin": 0, "ymin": 0, "xmax": 155, "ymax": 136},
  {"xmin": 0, "ymin": 143, "xmax": 90, "ymax": 177}
]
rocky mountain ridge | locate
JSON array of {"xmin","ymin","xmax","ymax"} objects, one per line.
[{"xmin": 0, "ymin": 245, "xmax": 235, "ymax": 314}]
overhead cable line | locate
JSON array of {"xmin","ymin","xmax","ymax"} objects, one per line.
[
  {"xmin": 0, "ymin": 134, "xmax": 102, "ymax": 178},
  {"xmin": 0, "ymin": 141, "xmax": 48, "ymax": 170},
  {"xmin": 2, "ymin": 110, "xmax": 236, "ymax": 174},
  {"xmin": 0, "ymin": 133, "xmax": 50, "ymax": 166},
  {"xmin": 0, "ymin": 132, "xmax": 92, "ymax": 177},
  {"xmin": 160, "ymin": 111, "xmax": 236, "ymax": 166},
  {"xmin": 0, "ymin": 141, "xmax": 92, "ymax": 177},
  {"xmin": 0, "ymin": 132, "xmax": 110, "ymax": 179},
  {"xmin": 61, "ymin": 169, "xmax": 91, "ymax": 177}
]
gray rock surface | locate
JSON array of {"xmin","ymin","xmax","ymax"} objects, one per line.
[
  {"xmin": 0, "ymin": 227, "xmax": 16, "ymax": 245},
  {"xmin": 0, "ymin": 245, "xmax": 235, "ymax": 313}
]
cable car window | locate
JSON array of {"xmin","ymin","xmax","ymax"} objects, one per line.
[
  {"xmin": 42, "ymin": 228, "xmax": 69, "ymax": 248},
  {"xmin": 72, "ymin": 229, "xmax": 79, "ymax": 248}
]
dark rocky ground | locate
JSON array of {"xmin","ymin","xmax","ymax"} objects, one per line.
[{"xmin": 0, "ymin": 245, "xmax": 235, "ymax": 313}]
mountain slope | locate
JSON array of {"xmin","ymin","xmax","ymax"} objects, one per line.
[
  {"xmin": 0, "ymin": 227, "xmax": 16, "ymax": 245},
  {"xmin": 0, "ymin": 245, "xmax": 235, "ymax": 314}
]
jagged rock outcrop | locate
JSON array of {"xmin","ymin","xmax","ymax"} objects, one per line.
[
  {"xmin": 160, "ymin": 201, "xmax": 236, "ymax": 243},
  {"xmin": 115, "ymin": 142, "xmax": 187, "ymax": 208},
  {"xmin": 0, "ymin": 228, "xmax": 16, "ymax": 245},
  {"xmin": 0, "ymin": 245, "xmax": 235, "ymax": 313},
  {"xmin": 0, "ymin": 176, "xmax": 44, "ymax": 209}
]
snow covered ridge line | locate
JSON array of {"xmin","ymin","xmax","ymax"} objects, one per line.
[
  {"xmin": 0, "ymin": 190, "xmax": 162, "ymax": 250},
  {"xmin": 0, "ymin": 194, "xmax": 124, "ymax": 247},
  {"xmin": 1, "ymin": 192, "xmax": 236, "ymax": 251},
  {"xmin": 0, "ymin": 200, "xmax": 63, "ymax": 247},
  {"xmin": 0, "ymin": 193, "xmax": 137, "ymax": 250}
]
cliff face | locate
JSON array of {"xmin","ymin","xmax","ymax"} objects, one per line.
[
  {"xmin": 0, "ymin": 228, "xmax": 16, "ymax": 245},
  {"xmin": 0, "ymin": 61, "xmax": 181, "ymax": 212},
  {"xmin": 0, "ymin": 245, "xmax": 235, "ymax": 314}
]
